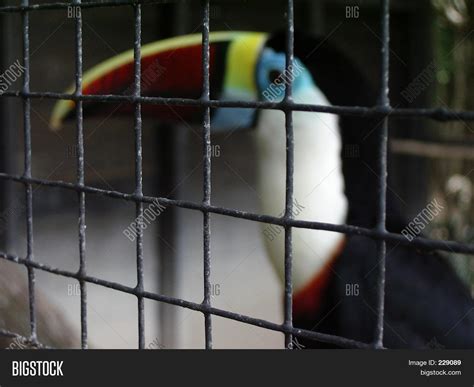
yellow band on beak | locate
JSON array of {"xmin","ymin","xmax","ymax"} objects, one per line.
[{"xmin": 224, "ymin": 32, "xmax": 268, "ymax": 96}]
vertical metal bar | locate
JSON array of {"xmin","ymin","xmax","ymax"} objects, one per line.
[
  {"xmin": 201, "ymin": 0, "xmax": 212, "ymax": 349},
  {"xmin": 21, "ymin": 0, "xmax": 36, "ymax": 343},
  {"xmin": 374, "ymin": 0, "xmax": 390, "ymax": 349},
  {"xmin": 73, "ymin": 0, "xmax": 88, "ymax": 349},
  {"xmin": 283, "ymin": 0, "xmax": 295, "ymax": 349},
  {"xmin": 0, "ymin": 12, "xmax": 14, "ymax": 253},
  {"xmin": 133, "ymin": 3, "xmax": 145, "ymax": 350}
]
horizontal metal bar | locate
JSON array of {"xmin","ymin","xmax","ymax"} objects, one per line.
[
  {"xmin": 1, "ymin": 90, "xmax": 474, "ymax": 121},
  {"xmin": 0, "ymin": 250, "xmax": 373, "ymax": 349},
  {"xmin": 0, "ymin": 172, "xmax": 472, "ymax": 255},
  {"xmin": 0, "ymin": 0, "xmax": 180, "ymax": 13},
  {"xmin": 0, "ymin": 0, "xmax": 433, "ymax": 14}
]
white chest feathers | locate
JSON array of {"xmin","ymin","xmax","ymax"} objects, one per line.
[{"xmin": 255, "ymin": 88, "xmax": 348, "ymax": 292}]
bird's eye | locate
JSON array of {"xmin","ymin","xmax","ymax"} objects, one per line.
[{"xmin": 269, "ymin": 69, "xmax": 281, "ymax": 84}]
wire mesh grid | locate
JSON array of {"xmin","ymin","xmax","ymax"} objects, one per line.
[{"xmin": 0, "ymin": 0, "xmax": 473, "ymax": 350}]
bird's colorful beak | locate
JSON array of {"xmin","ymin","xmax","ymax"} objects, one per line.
[{"xmin": 50, "ymin": 31, "xmax": 268, "ymax": 132}]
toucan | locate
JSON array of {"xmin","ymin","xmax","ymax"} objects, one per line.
[{"xmin": 50, "ymin": 31, "xmax": 474, "ymax": 349}]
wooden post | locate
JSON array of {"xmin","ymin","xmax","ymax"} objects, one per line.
[{"xmin": 155, "ymin": 2, "xmax": 190, "ymax": 348}]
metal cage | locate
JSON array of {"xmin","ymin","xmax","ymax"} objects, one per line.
[{"xmin": 0, "ymin": 0, "xmax": 473, "ymax": 350}]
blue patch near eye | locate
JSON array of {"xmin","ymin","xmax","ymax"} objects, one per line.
[
  {"xmin": 256, "ymin": 48, "xmax": 316, "ymax": 102},
  {"xmin": 256, "ymin": 48, "xmax": 287, "ymax": 94}
]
